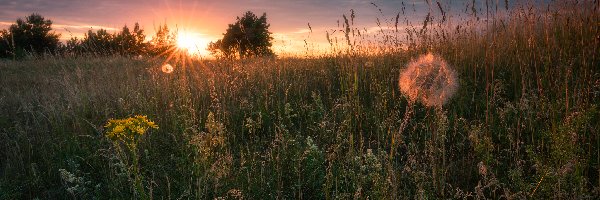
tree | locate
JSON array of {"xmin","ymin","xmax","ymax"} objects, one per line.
[
  {"xmin": 63, "ymin": 37, "xmax": 81, "ymax": 56},
  {"xmin": 149, "ymin": 24, "xmax": 177, "ymax": 56},
  {"xmin": 0, "ymin": 29, "xmax": 11, "ymax": 58},
  {"xmin": 131, "ymin": 23, "xmax": 147, "ymax": 55},
  {"xmin": 7, "ymin": 13, "xmax": 60, "ymax": 56},
  {"xmin": 115, "ymin": 25, "xmax": 134, "ymax": 54},
  {"xmin": 81, "ymin": 28, "xmax": 115, "ymax": 55},
  {"xmin": 113, "ymin": 23, "xmax": 147, "ymax": 55},
  {"xmin": 67, "ymin": 23, "xmax": 147, "ymax": 56},
  {"xmin": 208, "ymin": 11, "xmax": 274, "ymax": 58}
]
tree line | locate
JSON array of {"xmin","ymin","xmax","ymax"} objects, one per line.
[
  {"xmin": 0, "ymin": 12, "xmax": 274, "ymax": 59},
  {"xmin": 0, "ymin": 14, "xmax": 178, "ymax": 59}
]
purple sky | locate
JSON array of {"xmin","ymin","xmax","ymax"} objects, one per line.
[{"xmin": 0, "ymin": 0, "xmax": 511, "ymax": 55}]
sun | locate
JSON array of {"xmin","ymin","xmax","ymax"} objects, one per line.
[{"xmin": 176, "ymin": 31, "xmax": 210, "ymax": 56}]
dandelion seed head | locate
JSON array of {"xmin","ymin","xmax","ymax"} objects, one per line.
[
  {"xmin": 424, "ymin": 53, "xmax": 434, "ymax": 62},
  {"xmin": 161, "ymin": 63, "xmax": 174, "ymax": 73},
  {"xmin": 398, "ymin": 53, "xmax": 458, "ymax": 107}
]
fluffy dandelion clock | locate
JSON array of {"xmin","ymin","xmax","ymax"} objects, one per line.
[
  {"xmin": 398, "ymin": 53, "xmax": 458, "ymax": 107},
  {"xmin": 161, "ymin": 63, "xmax": 174, "ymax": 73}
]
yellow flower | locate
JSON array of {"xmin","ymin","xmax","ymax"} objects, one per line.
[
  {"xmin": 113, "ymin": 125, "xmax": 125, "ymax": 133},
  {"xmin": 104, "ymin": 115, "xmax": 159, "ymax": 144}
]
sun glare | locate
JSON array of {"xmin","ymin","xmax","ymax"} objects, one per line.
[{"xmin": 176, "ymin": 31, "xmax": 210, "ymax": 56}]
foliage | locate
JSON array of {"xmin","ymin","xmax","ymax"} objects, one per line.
[
  {"xmin": 148, "ymin": 24, "xmax": 177, "ymax": 56},
  {"xmin": 0, "ymin": 29, "xmax": 11, "ymax": 58},
  {"xmin": 0, "ymin": 14, "xmax": 150, "ymax": 58},
  {"xmin": 115, "ymin": 23, "xmax": 147, "ymax": 55},
  {"xmin": 104, "ymin": 115, "xmax": 158, "ymax": 199},
  {"xmin": 81, "ymin": 29, "xmax": 115, "ymax": 54},
  {"xmin": 0, "ymin": 13, "xmax": 60, "ymax": 58},
  {"xmin": 0, "ymin": 14, "xmax": 194, "ymax": 58},
  {"xmin": 68, "ymin": 23, "xmax": 174, "ymax": 57},
  {"xmin": 208, "ymin": 11, "xmax": 274, "ymax": 59},
  {"xmin": 75, "ymin": 23, "xmax": 147, "ymax": 56},
  {"xmin": 104, "ymin": 115, "xmax": 158, "ymax": 146}
]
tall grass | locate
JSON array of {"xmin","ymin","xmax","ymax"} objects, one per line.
[{"xmin": 1, "ymin": 0, "xmax": 599, "ymax": 199}]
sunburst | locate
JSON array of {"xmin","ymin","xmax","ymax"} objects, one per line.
[
  {"xmin": 176, "ymin": 31, "xmax": 210, "ymax": 56},
  {"xmin": 148, "ymin": 0, "xmax": 214, "ymax": 75}
]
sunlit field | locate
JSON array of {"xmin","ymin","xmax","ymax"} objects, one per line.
[{"xmin": 1, "ymin": 1, "xmax": 599, "ymax": 199}]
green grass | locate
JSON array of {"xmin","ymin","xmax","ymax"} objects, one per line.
[{"xmin": 1, "ymin": 1, "xmax": 599, "ymax": 199}]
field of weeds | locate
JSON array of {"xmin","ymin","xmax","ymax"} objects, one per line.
[{"xmin": 1, "ymin": 1, "xmax": 599, "ymax": 199}]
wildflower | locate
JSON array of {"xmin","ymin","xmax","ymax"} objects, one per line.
[
  {"xmin": 161, "ymin": 63, "xmax": 174, "ymax": 73},
  {"xmin": 398, "ymin": 53, "xmax": 458, "ymax": 107},
  {"xmin": 104, "ymin": 115, "xmax": 157, "ymax": 199},
  {"xmin": 104, "ymin": 115, "xmax": 159, "ymax": 145}
]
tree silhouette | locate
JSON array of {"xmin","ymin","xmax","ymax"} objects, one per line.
[
  {"xmin": 131, "ymin": 23, "xmax": 147, "ymax": 55},
  {"xmin": 63, "ymin": 36, "xmax": 81, "ymax": 56},
  {"xmin": 208, "ymin": 11, "xmax": 274, "ymax": 58},
  {"xmin": 149, "ymin": 24, "xmax": 177, "ymax": 56},
  {"xmin": 81, "ymin": 28, "xmax": 115, "ymax": 55},
  {"xmin": 67, "ymin": 23, "xmax": 147, "ymax": 56},
  {"xmin": 7, "ymin": 13, "xmax": 61, "ymax": 57},
  {"xmin": 0, "ymin": 29, "xmax": 11, "ymax": 58},
  {"xmin": 115, "ymin": 23, "xmax": 147, "ymax": 55},
  {"xmin": 115, "ymin": 25, "xmax": 134, "ymax": 54}
]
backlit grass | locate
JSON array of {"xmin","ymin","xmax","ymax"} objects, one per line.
[{"xmin": 1, "ymin": 1, "xmax": 599, "ymax": 199}]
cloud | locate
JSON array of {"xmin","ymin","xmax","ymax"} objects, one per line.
[
  {"xmin": 292, "ymin": 28, "xmax": 311, "ymax": 34},
  {"xmin": 53, "ymin": 24, "xmax": 119, "ymax": 31},
  {"xmin": 0, "ymin": 0, "xmax": 509, "ymax": 50}
]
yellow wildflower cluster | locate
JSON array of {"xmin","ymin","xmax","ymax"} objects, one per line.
[{"xmin": 104, "ymin": 115, "xmax": 159, "ymax": 144}]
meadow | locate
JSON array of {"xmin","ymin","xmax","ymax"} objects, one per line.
[{"xmin": 1, "ymin": 1, "xmax": 599, "ymax": 199}]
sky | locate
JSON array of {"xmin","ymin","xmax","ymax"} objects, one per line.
[{"xmin": 0, "ymin": 0, "xmax": 513, "ymax": 56}]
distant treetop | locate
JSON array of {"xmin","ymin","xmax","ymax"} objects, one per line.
[
  {"xmin": 208, "ymin": 11, "xmax": 275, "ymax": 59},
  {"xmin": 0, "ymin": 13, "xmax": 60, "ymax": 58}
]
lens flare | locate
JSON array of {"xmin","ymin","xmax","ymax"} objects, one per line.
[
  {"xmin": 176, "ymin": 31, "xmax": 210, "ymax": 55},
  {"xmin": 161, "ymin": 63, "xmax": 174, "ymax": 73}
]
